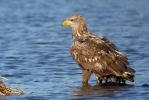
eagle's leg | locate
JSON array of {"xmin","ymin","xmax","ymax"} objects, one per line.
[
  {"xmin": 97, "ymin": 77, "xmax": 102, "ymax": 84},
  {"xmin": 93, "ymin": 74, "xmax": 102, "ymax": 85},
  {"xmin": 82, "ymin": 69, "xmax": 91, "ymax": 85}
]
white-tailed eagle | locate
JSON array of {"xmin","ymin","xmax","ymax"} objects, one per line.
[{"xmin": 62, "ymin": 14, "xmax": 135, "ymax": 85}]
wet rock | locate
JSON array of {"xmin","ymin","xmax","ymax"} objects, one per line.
[{"xmin": 0, "ymin": 79, "xmax": 25, "ymax": 96}]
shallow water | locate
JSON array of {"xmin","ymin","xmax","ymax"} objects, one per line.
[{"xmin": 0, "ymin": 0, "xmax": 149, "ymax": 99}]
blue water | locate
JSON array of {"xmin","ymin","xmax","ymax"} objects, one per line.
[{"xmin": 0, "ymin": 0, "xmax": 149, "ymax": 99}]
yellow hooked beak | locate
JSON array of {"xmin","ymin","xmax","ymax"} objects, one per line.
[{"xmin": 62, "ymin": 20, "xmax": 72, "ymax": 27}]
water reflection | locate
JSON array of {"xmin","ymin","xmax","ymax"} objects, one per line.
[{"xmin": 73, "ymin": 84, "xmax": 134, "ymax": 99}]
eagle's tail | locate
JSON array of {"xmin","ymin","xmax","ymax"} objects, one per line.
[
  {"xmin": 122, "ymin": 72, "xmax": 134, "ymax": 82},
  {"xmin": 127, "ymin": 67, "xmax": 136, "ymax": 73}
]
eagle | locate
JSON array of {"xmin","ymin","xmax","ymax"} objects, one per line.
[{"xmin": 62, "ymin": 14, "xmax": 135, "ymax": 85}]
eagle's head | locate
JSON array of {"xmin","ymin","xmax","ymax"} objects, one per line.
[{"xmin": 62, "ymin": 14, "xmax": 86, "ymax": 29}]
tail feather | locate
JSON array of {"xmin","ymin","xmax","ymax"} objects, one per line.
[
  {"xmin": 127, "ymin": 67, "xmax": 136, "ymax": 73},
  {"xmin": 123, "ymin": 72, "xmax": 134, "ymax": 82}
]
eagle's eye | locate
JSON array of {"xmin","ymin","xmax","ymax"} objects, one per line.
[{"xmin": 70, "ymin": 19, "xmax": 74, "ymax": 21}]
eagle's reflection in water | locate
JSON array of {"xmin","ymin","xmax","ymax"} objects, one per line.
[{"xmin": 73, "ymin": 83, "xmax": 134, "ymax": 99}]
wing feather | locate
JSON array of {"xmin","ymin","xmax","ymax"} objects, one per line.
[{"xmin": 70, "ymin": 35, "xmax": 129, "ymax": 77}]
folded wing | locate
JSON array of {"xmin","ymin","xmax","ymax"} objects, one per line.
[{"xmin": 70, "ymin": 35, "xmax": 135, "ymax": 81}]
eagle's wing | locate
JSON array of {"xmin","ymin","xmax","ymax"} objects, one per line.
[
  {"xmin": 97, "ymin": 36, "xmax": 135, "ymax": 73},
  {"xmin": 70, "ymin": 35, "xmax": 130, "ymax": 76}
]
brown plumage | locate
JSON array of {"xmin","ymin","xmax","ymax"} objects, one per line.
[{"xmin": 62, "ymin": 14, "xmax": 135, "ymax": 85}]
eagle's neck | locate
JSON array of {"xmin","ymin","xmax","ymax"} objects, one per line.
[{"xmin": 72, "ymin": 25, "xmax": 91, "ymax": 40}]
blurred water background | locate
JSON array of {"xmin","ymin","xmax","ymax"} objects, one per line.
[{"xmin": 0, "ymin": 0, "xmax": 149, "ymax": 99}]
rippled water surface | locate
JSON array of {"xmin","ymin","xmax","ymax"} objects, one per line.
[{"xmin": 0, "ymin": 0, "xmax": 149, "ymax": 100}]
